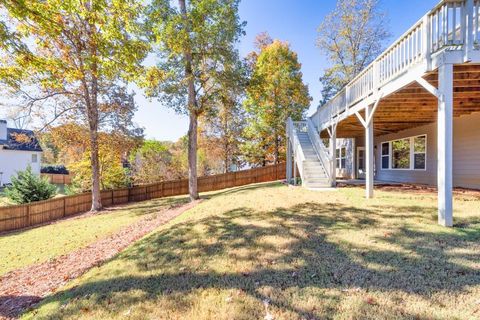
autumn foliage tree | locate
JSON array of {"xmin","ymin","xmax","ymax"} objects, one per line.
[
  {"xmin": 0, "ymin": 0, "xmax": 148, "ymax": 211},
  {"xmin": 144, "ymin": 0, "xmax": 245, "ymax": 201},
  {"xmin": 200, "ymin": 56, "xmax": 247, "ymax": 173},
  {"xmin": 42, "ymin": 123, "xmax": 141, "ymax": 192},
  {"xmin": 243, "ymin": 36, "xmax": 311, "ymax": 165},
  {"xmin": 316, "ymin": 0, "xmax": 390, "ymax": 105}
]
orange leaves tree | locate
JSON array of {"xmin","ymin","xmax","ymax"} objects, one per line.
[{"xmin": 0, "ymin": 0, "xmax": 148, "ymax": 211}]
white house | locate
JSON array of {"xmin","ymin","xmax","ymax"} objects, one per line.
[
  {"xmin": 287, "ymin": 0, "xmax": 480, "ymax": 227},
  {"xmin": 0, "ymin": 120, "xmax": 43, "ymax": 186}
]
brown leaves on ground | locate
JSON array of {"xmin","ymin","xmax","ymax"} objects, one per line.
[{"xmin": 0, "ymin": 200, "xmax": 200, "ymax": 319}]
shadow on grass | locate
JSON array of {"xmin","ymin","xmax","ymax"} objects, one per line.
[{"xmin": 17, "ymin": 186, "xmax": 480, "ymax": 319}]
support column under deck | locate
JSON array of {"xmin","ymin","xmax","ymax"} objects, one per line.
[
  {"xmin": 437, "ymin": 63, "xmax": 454, "ymax": 227},
  {"xmin": 330, "ymin": 127, "xmax": 337, "ymax": 187},
  {"xmin": 365, "ymin": 105, "xmax": 374, "ymax": 199},
  {"xmin": 286, "ymin": 140, "xmax": 292, "ymax": 184}
]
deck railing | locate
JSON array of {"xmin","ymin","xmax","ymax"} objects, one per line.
[{"xmin": 312, "ymin": 0, "xmax": 476, "ymax": 131}]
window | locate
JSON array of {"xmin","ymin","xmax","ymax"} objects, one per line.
[
  {"xmin": 32, "ymin": 154, "xmax": 38, "ymax": 163},
  {"xmin": 391, "ymin": 138, "xmax": 410, "ymax": 169},
  {"xmin": 413, "ymin": 135, "xmax": 426, "ymax": 169},
  {"xmin": 380, "ymin": 135, "xmax": 427, "ymax": 171},
  {"xmin": 336, "ymin": 147, "xmax": 346, "ymax": 169},
  {"xmin": 341, "ymin": 148, "xmax": 346, "ymax": 169},
  {"xmin": 381, "ymin": 142, "xmax": 389, "ymax": 169}
]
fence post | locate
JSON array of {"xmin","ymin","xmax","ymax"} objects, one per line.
[
  {"xmin": 26, "ymin": 204, "xmax": 31, "ymax": 227},
  {"xmin": 63, "ymin": 197, "xmax": 66, "ymax": 217}
]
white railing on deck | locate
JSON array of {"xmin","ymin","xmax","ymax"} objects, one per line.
[
  {"xmin": 430, "ymin": 1, "xmax": 464, "ymax": 52},
  {"xmin": 311, "ymin": 0, "xmax": 476, "ymax": 132},
  {"xmin": 377, "ymin": 18, "xmax": 424, "ymax": 85},
  {"xmin": 293, "ymin": 121, "xmax": 307, "ymax": 133},
  {"xmin": 474, "ymin": 0, "xmax": 480, "ymax": 46}
]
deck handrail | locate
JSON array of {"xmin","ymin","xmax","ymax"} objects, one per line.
[{"xmin": 311, "ymin": 0, "xmax": 477, "ymax": 132}]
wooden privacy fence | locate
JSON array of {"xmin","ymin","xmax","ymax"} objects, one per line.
[
  {"xmin": 41, "ymin": 173, "xmax": 73, "ymax": 185},
  {"xmin": 0, "ymin": 163, "xmax": 286, "ymax": 233}
]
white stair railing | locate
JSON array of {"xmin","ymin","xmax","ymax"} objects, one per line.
[
  {"xmin": 306, "ymin": 118, "xmax": 332, "ymax": 184},
  {"xmin": 287, "ymin": 118, "xmax": 306, "ymax": 185}
]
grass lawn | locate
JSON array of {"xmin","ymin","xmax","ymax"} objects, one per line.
[
  {"xmin": 0, "ymin": 193, "xmax": 13, "ymax": 206},
  {"xmin": 0, "ymin": 196, "xmax": 188, "ymax": 276},
  {"xmin": 24, "ymin": 183, "xmax": 480, "ymax": 320}
]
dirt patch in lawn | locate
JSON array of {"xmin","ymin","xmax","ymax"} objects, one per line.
[{"xmin": 0, "ymin": 200, "xmax": 200, "ymax": 319}]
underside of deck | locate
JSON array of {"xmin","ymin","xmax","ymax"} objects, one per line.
[{"xmin": 321, "ymin": 64, "xmax": 480, "ymax": 138}]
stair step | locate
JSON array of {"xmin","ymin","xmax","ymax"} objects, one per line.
[{"xmin": 303, "ymin": 162, "xmax": 323, "ymax": 167}]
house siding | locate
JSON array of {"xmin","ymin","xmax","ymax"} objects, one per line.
[
  {"xmin": 336, "ymin": 138, "xmax": 355, "ymax": 179},
  {"xmin": 352, "ymin": 112, "xmax": 480, "ymax": 189},
  {"xmin": 0, "ymin": 149, "xmax": 42, "ymax": 185}
]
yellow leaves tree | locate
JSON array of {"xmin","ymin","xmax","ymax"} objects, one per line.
[{"xmin": 244, "ymin": 36, "xmax": 311, "ymax": 165}]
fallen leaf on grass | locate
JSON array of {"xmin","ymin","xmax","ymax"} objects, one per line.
[{"xmin": 264, "ymin": 313, "xmax": 274, "ymax": 320}]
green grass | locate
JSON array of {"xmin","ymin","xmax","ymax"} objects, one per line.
[
  {"xmin": 0, "ymin": 193, "xmax": 13, "ymax": 206},
  {"xmin": 0, "ymin": 196, "xmax": 188, "ymax": 276},
  {"xmin": 23, "ymin": 183, "xmax": 480, "ymax": 320}
]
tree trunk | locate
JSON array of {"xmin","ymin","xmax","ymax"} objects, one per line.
[
  {"xmin": 85, "ymin": 15, "xmax": 102, "ymax": 211},
  {"xmin": 179, "ymin": 0, "xmax": 199, "ymax": 201},
  {"xmin": 89, "ymin": 127, "xmax": 102, "ymax": 211},
  {"xmin": 88, "ymin": 78, "xmax": 102, "ymax": 211},
  {"xmin": 274, "ymin": 132, "xmax": 279, "ymax": 164},
  {"xmin": 188, "ymin": 111, "xmax": 199, "ymax": 200}
]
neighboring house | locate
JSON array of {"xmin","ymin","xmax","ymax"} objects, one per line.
[
  {"xmin": 0, "ymin": 120, "xmax": 43, "ymax": 186},
  {"xmin": 286, "ymin": 0, "xmax": 480, "ymax": 227}
]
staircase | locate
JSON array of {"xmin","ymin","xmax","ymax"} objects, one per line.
[
  {"xmin": 297, "ymin": 131, "xmax": 330, "ymax": 188},
  {"xmin": 286, "ymin": 119, "xmax": 331, "ymax": 189}
]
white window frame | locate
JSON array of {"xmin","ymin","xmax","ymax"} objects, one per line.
[
  {"xmin": 336, "ymin": 147, "xmax": 347, "ymax": 169},
  {"xmin": 413, "ymin": 135, "xmax": 427, "ymax": 170},
  {"xmin": 32, "ymin": 154, "xmax": 38, "ymax": 163},
  {"xmin": 381, "ymin": 142, "xmax": 390, "ymax": 170},
  {"xmin": 379, "ymin": 134, "xmax": 427, "ymax": 171}
]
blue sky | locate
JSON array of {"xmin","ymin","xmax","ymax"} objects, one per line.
[
  {"xmin": 2, "ymin": 0, "xmax": 439, "ymax": 139},
  {"xmin": 135, "ymin": 0, "xmax": 439, "ymax": 142}
]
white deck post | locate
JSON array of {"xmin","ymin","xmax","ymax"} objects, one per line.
[
  {"xmin": 438, "ymin": 63, "xmax": 454, "ymax": 227},
  {"xmin": 330, "ymin": 127, "xmax": 337, "ymax": 187},
  {"xmin": 286, "ymin": 140, "xmax": 292, "ymax": 184},
  {"xmin": 365, "ymin": 105, "xmax": 374, "ymax": 199},
  {"xmin": 293, "ymin": 153, "xmax": 297, "ymax": 186},
  {"xmin": 422, "ymin": 15, "xmax": 432, "ymax": 70},
  {"xmin": 464, "ymin": 0, "xmax": 474, "ymax": 62}
]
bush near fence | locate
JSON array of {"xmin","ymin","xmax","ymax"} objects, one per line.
[{"xmin": 0, "ymin": 163, "xmax": 286, "ymax": 233}]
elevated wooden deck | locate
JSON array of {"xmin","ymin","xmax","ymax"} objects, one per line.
[
  {"xmin": 312, "ymin": 0, "xmax": 480, "ymax": 138},
  {"xmin": 326, "ymin": 64, "xmax": 480, "ymax": 138},
  {"xmin": 302, "ymin": 0, "xmax": 480, "ymax": 227}
]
